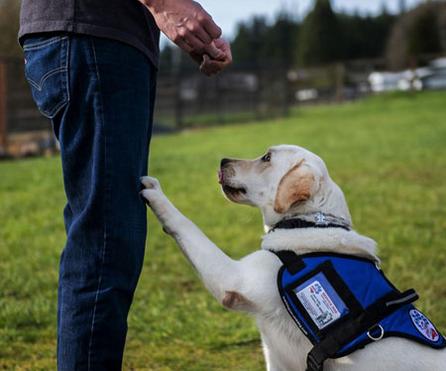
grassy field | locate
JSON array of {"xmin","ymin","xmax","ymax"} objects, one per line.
[{"xmin": 1, "ymin": 91, "xmax": 446, "ymax": 370}]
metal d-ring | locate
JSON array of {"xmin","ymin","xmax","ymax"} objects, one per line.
[{"xmin": 367, "ymin": 324, "xmax": 384, "ymax": 341}]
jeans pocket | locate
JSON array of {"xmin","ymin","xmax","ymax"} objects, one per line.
[{"xmin": 23, "ymin": 36, "xmax": 70, "ymax": 119}]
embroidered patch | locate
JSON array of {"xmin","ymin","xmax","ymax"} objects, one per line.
[
  {"xmin": 294, "ymin": 272, "xmax": 348, "ymax": 330},
  {"xmin": 410, "ymin": 309, "xmax": 440, "ymax": 342}
]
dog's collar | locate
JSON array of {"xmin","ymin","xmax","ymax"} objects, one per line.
[{"xmin": 270, "ymin": 212, "xmax": 351, "ymax": 233}]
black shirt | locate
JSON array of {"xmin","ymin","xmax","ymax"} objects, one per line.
[{"xmin": 19, "ymin": 0, "xmax": 160, "ymax": 67}]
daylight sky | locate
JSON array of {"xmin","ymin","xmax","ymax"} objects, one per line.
[{"xmin": 198, "ymin": 0, "xmax": 424, "ymax": 37}]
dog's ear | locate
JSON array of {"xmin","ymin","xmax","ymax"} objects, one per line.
[{"xmin": 274, "ymin": 161, "xmax": 316, "ymax": 214}]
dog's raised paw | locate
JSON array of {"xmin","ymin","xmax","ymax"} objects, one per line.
[
  {"xmin": 140, "ymin": 190, "xmax": 152, "ymax": 206},
  {"xmin": 140, "ymin": 176, "xmax": 160, "ymax": 190}
]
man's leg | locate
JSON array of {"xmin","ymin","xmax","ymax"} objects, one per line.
[
  {"xmin": 57, "ymin": 35, "xmax": 156, "ymax": 370},
  {"xmin": 24, "ymin": 33, "xmax": 156, "ymax": 370}
]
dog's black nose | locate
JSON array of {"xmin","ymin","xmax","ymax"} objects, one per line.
[{"xmin": 220, "ymin": 158, "xmax": 232, "ymax": 167}]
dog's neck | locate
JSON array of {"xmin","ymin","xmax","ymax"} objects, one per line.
[
  {"xmin": 261, "ymin": 225, "xmax": 379, "ymax": 263},
  {"xmin": 269, "ymin": 212, "xmax": 352, "ymax": 232}
]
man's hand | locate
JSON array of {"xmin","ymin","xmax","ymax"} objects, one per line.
[
  {"xmin": 140, "ymin": 0, "xmax": 224, "ymax": 60},
  {"xmin": 198, "ymin": 39, "xmax": 232, "ymax": 77}
]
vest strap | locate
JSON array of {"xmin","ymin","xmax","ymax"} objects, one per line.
[
  {"xmin": 305, "ymin": 289, "xmax": 419, "ymax": 371},
  {"xmin": 272, "ymin": 250, "xmax": 306, "ymax": 274}
]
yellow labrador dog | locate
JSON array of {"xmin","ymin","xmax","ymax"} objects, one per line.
[{"xmin": 141, "ymin": 145, "xmax": 446, "ymax": 371}]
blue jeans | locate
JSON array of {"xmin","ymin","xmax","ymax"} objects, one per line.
[{"xmin": 23, "ymin": 34, "xmax": 157, "ymax": 370}]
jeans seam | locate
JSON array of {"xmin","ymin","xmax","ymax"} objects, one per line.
[
  {"xmin": 23, "ymin": 36, "xmax": 68, "ymax": 51},
  {"xmin": 87, "ymin": 37, "xmax": 108, "ymax": 371},
  {"xmin": 48, "ymin": 37, "xmax": 70, "ymax": 119}
]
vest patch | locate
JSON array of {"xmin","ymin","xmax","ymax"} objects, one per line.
[
  {"xmin": 410, "ymin": 309, "xmax": 440, "ymax": 342},
  {"xmin": 294, "ymin": 272, "xmax": 348, "ymax": 330}
]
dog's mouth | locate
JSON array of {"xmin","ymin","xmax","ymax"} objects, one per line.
[
  {"xmin": 218, "ymin": 169, "xmax": 247, "ymax": 200},
  {"xmin": 222, "ymin": 184, "xmax": 247, "ymax": 196}
]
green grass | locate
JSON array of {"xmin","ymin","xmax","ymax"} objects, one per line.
[{"xmin": 1, "ymin": 91, "xmax": 446, "ymax": 370}]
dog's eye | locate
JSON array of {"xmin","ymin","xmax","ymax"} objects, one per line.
[{"xmin": 261, "ymin": 153, "xmax": 271, "ymax": 162}]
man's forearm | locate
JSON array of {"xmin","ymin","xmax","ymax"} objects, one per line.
[{"xmin": 139, "ymin": 0, "xmax": 164, "ymax": 14}]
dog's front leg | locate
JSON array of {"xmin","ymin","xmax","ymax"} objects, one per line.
[{"xmin": 141, "ymin": 176, "xmax": 250, "ymax": 310}]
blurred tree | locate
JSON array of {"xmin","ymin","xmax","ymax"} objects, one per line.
[
  {"xmin": 231, "ymin": 13, "xmax": 300, "ymax": 68},
  {"xmin": 407, "ymin": 5, "xmax": 442, "ymax": 56},
  {"xmin": 230, "ymin": 2, "xmax": 397, "ymax": 68},
  {"xmin": 0, "ymin": 0, "xmax": 21, "ymax": 57},
  {"xmin": 440, "ymin": 6, "xmax": 446, "ymax": 51},
  {"xmin": 231, "ymin": 16, "xmax": 271, "ymax": 68},
  {"xmin": 159, "ymin": 44, "xmax": 175, "ymax": 73},
  {"xmin": 160, "ymin": 0, "xmax": 443, "ymax": 71},
  {"xmin": 297, "ymin": 0, "xmax": 342, "ymax": 66},
  {"xmin": 263, "ymin": 12, "xmax": 299, "ymax": 68},
  {"xmin": 339, "ymin": 10, "xmax": 396, "ymax": 60},
  {"xmin": 386, "ymin": 2, "xmax": 446, "ymax": 69}
]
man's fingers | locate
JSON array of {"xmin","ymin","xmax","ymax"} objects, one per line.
[
  {"xmin": 182, "ymin": 33, "xmax": 225, "ymax": 60},
  {"xmin": 201, "ymin": 16, "xmax": 222, "ymax": 40},
  {"xmin": 200, "ymin": 56, "xmax": 229, "ymax": 76},
  {"xmin": 189, "ymin": 22, "xmax": 213, "ymax": 45},
  {"xmin": 204, "ymin": 43, "xmax": 226, "ymax": 60},
  {"xmin": 195, "ymin": 5, "xmax": 222, "ymax": 39},
  {"xmin": 183, "ymin": 32, "xmax": 206, "ymax": 52},
  {"xmin": 176, "ymin": 38, "xmax": 193, "ymax": 53},
  {"xmin": 200, "ymin": 55, "xmax": 215, "ymax": 76},
  {"xmin": 200, "ymin": 54, "xmax": 211, "ymax": 69},
  {"xmin": 213, "ymin": 38, "xmax": 226, "ymax": 48},
  {"xmin": 214, "ymin": 39, "xmax": 232, "ymax": 61}
]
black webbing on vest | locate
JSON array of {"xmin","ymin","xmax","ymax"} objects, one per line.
[
  {"xmin": 273, "ymin": 250, "xmax": 306, "ymax": 274},
  {"xmin": 306, "ymin": 288, "xmax": 419, "ymax": 371}
]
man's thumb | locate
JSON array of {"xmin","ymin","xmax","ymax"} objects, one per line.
[{"xmin": 205, "ymin": 43, "xmax": 225, "ymax": 61}]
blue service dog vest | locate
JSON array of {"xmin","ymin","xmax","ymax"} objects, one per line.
[{"xmin": 273, "ymin": 251, "xmax": 446, "ymax": 371}]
